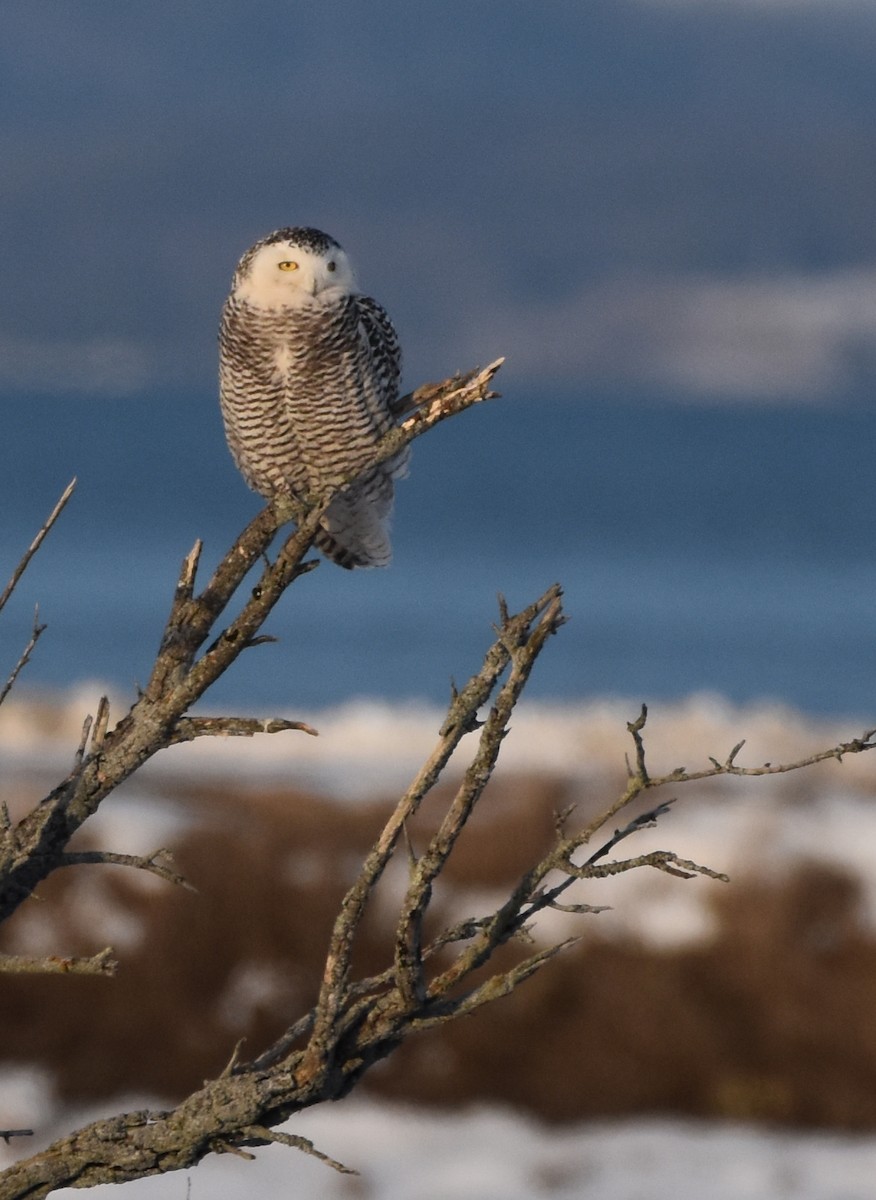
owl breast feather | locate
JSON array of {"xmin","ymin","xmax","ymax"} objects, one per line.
[{"xmin": 219, "ymin": 293, "xmax": 405, "ymax": 502}]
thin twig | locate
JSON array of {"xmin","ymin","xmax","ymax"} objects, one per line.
[
  {"xmin": 74, "ymin": 714, "xmax": 93, "ymax": 766},
  {"xmin": 0, "ymin": 947, "xmax": 116, "ymax": 976},
  {"xmin": 0, "ymin": 479, "xmax": 76, "ymax": 616},
  {"xmin": 571, "ymin": 850, "xmax": 729, "ymax": 883},
  {"xmin": 584, "ymin": 801, "xmax": 677, "ymax": 869},
  {"xmin": 240, "ymin": 1126, "xmax": 357, "ymax": 1176},
  {"xmin": 302, "ymin": 584, "xmax": 562, "ymax": 1082},
  {"xmin": 168, "ymin": 716, "xmax": 318, "ymax": 744},
  {"xmin": 0, "ymin": 607, "xmax": 47, "ymax": 708},
  {"xmin": 90, "ymin": 696, "xmax": 111, "ymax": 753},
  {"xmin": 394, "ymin": 588, "xmax": 565, "ymax": 1007},
  {"xmin": 57, "ymin": 848, "xmax": 194, "ymax": 891},
  {"xmin": 392, "ymin": 358, "xmax": 504, "ymax": 419}
]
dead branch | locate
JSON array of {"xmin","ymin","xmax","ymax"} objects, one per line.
[
  {"xmin": 0, "ymin": 948, "xmax": 116, "ymax": 977},
  {"xmin": 56, "ymin": 848, "xmax": 194, "ymax": 891},
  {"xmin": 392, "ymin": 585, "xmax": 565, "ymax": 1010},
  {"xmin": 0, "ymin": 479, "xmax": 76, "ymax": 616},
  {"xmin": 167, "ymin": 716, "xmax": 319, "ymax": 744},
  {"xmin": 0, "ymin": 586, "xmax": 564, "ymax": 1197},
  {"xmin": 0, "ymin": 363, "xmax": 503, "ymax": 928},
  {"xmin": 0, "ymin": 607, "xmax": 46, "ymax": 709},
  {"xmin": 392, "ymin": 358, "xmax": 503, "ymax": 419},
  {"xmin": 89, "ymin": 695, "xmax": 111, "ymax": 754},
  {"xmin": 238, "ymin": 1126, "xmax": 357, "ymax": 1176},
  {"xmin": 572, "ymin": 851, "xmax": 728, "ymax": 882}
]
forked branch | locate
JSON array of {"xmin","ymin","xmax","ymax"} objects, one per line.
[{"xmin": 0, "ymin": 362, "xmax": 504, "ymax": 928}]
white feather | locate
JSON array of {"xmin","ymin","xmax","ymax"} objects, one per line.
[{"xmin": 235, "ymin": 242, "xmax": 356, "ymax": 310}]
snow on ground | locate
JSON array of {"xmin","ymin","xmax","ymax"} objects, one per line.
[
  {"xmin": 4, "ymin": 696, "xmax": 876, "ymax": 1194},
  {"xmin": 3, "ymin": 688, "xmax": 873, "ymax": 802},
  {"xmin": 3, "ymin": 690, "xmax": 876, "ymax": 952},
  {"xmin": 7, "ymin": 1093, "xmax": 874, "ymax": 1200}
]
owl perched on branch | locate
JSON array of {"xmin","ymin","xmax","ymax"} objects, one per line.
[{"xmin": 219, "ymin": 226, "xmax": 408, "ymax": 569}]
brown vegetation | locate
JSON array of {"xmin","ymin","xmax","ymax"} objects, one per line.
[{"xmin": 2, "ymin": 773, "xmax": 874, "ymax": 1131}]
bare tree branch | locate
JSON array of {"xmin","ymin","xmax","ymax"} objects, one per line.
[
  {"xmin": 239, "ymin": 1126, "xmax": 357, "ymax": 1176},
  {"xmin": 571, "ymin": 850, "xmax": 728, "ymax": 882},
  {"xmin": 0, "ymin": 479, "xmax": 76, "ymax": 616},
  {"xmin": 167, "ymin": 716, "xmax": 319, "ymax": 744},
  {"xmin": 57, "ymin": 848, "xmax": 194, "ymax": 891},
  {"xmin": 89, "ymin": 695, "xmax": 112, "ymax": 754},
  {"xmin": 0, "ymin": 585, "xmax": 564, "ymax": 1198},
  {"xmin": 0, "ymin": 480, "xmax": 75, "ymax": 708},
  {"xmin": 392, "ymin": 358, "xmax": 504, "ymax": 419},
  {"xmin": 0, "ymin": 607, "xmax": 46, "ymax": 708},
  {"xmin": 0, "ymin": 948, "xmax": 116, "ymax": 977},
  {"xmin": 0, "ymin": 363, "xmax": 504, "ymax": 927}
]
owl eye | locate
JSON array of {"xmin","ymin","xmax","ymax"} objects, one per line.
[
  {"xmin": 277, "ymin": 260, "xmax": 299, "ymax": 272},
  {"xmin": 327, "ymin": 261, "xmax": 337, "ymax": 273}
]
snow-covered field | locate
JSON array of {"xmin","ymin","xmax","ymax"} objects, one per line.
[
  {"xmin": 3, "ymin": 687, "xmax": 873, "ymax": 802},
  {"xmin": 3, "ymin": 692, "xmax": 876, "ymax": 1197},
  {"xmin": 4, "ymin": 1092, "xmax": 875, "ymax": 1200},
  {"xmin": 4, "ymin": 688, "xmax": 876, "ymax": 952}
]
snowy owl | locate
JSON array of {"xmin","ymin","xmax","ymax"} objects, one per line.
[{"xmin": 219, "ymin": 226, "xmax": 408, "ymax": 568}]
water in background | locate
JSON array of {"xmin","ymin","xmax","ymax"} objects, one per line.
[{"xmin": 1, "ymin": 386, "xmax": 874, "ymax": 717}]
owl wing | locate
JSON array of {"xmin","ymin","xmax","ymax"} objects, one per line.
[
  {"xmin": 355, "ymin": 293, "xmax": 401, "ymax": 400},
  {"xmin": 352, "ymin": 294, "xmax": 408, "ymax": 480},
  {"xmin": 306, "ymin": 294, "xmax": 408, "ymax": 568}
]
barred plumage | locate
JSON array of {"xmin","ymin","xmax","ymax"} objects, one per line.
[{"xmin": 219, "ymin": 226, "xmax": 408, "ymax": 568}]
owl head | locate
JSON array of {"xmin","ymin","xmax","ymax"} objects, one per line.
[{"xmin": 232, "ymin": 227, "xmax": 356, "ymax": 308}]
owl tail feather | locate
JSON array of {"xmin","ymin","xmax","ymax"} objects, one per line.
[
  {"xmin": 312, "ymin": 480, "xmax": 395, "ymax": 569},
  {"xmin": 314, "ymin": 515, "xmax": 392, "ymax": 569},
  {"xmin": 314, "ymin": 528, "xmax": 371, "ymax": 570}
]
